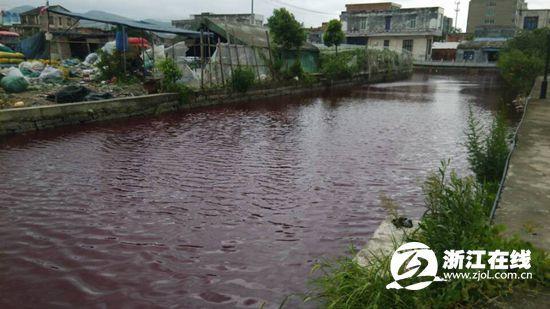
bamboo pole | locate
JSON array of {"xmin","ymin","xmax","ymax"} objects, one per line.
[
  {"xmin": 265, "ymin": 31, "xmax": 274, "ymax": 77},
  {"xmin": 141, "ymin": 29, "xmax": 146, "ymax": 78},
  {"xmin": 122, "ymin": 26, "xmax": 127, "ymax": 75},
  {"xmin": 226, "ymin": 32, "xmax": 234, "ymax": 77},
  {"xmin": 217, "ymin": 38, "xmax": 225, "ymax": 86},
  {"xmin": 207, "ymin": 33, "xmax": 213, "ymax": 87},
  {"xmin": 252, "ymin": 46, "xmax": 261, "ymax": 80},
  {"xmin": 200, "ymin": 29, "xmax": 204, "ymax": 90},
  {"xmin": 235, "ymin": 44, "xmax": 241, "ymax": 66}
]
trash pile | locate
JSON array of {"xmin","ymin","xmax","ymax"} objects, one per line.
[
  {"xmin": 0, "ymin": 36, "xmax": 202, "ymax": 109},
  {"xmin": 0, "ymin": 42, "xmax": 148, "ymax": 109},
  {"xmin": 0, "ymin": 43, "xmax": 24, "ymax": 65}
]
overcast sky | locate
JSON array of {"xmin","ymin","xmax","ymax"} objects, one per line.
[{"xmin": 1, "ymin": 0, "xmax": 549, "ymax": 31}]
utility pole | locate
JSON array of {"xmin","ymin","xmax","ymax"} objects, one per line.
[
  {"xmin": 251, "ymin": 0, "xmax": 254, "ymax": 25},
  {"xmin": 541, "ymin": 32, "xmax": 550, "ymax": 99},
  {"xmin": 454, "ymin": 0, "xmax": 460, "ymax": 30},
  {"xmin": 46, "ymin": 0, "xmax": 51, "ymax": 63}
]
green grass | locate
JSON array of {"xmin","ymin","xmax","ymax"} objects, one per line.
[{"xmin": 308, "ymin": 110, "xmax": 550, "ymax": 308}]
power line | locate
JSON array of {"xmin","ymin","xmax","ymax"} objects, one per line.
[{"xmin": 261, "ymin": 0, "xmax": 338, "ymax": 17}]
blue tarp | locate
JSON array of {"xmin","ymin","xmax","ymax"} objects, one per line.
[
  {"xmin": 48, "ymin": 7, "xmax": 207, "ymax": 37},
  {"xmin": 20, "ymin": 32, "xmax": 48, "ymax": 59}
]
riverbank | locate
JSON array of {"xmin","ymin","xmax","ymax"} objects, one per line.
[
  {"xmin": 494, "ymin": 77, "xmax": 550, "ymax": 250},
  {"xmin": 311, "ymin": 73, "xmax": 548, "ymax": 308},
  {"xmin": 0, "ymin": 70, "xmax": 410, "ymax": 136}
]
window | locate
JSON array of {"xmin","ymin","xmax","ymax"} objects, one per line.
[
  {"xmin": 485, "ymin": 8, "xmax": 495, "ymax": 17},
  {"xmin": 383, "ymin": 40, "xmax": 390, "ymax": 49},
  {"xmin": 402, "ymin": 39, "xmax": 413, "ymax": 52},
  {"xmin": 487, "ymin": 0, "xmax": 496, "ymax": 6},
  {"xmin": 385, "ymin": 16, "xmax": 392, "ymax": 31},
  {"xmin": 463, "ymin": 51, "xmax": 475, "ymax": 61},
  {"xmin": 48, "ymin": 16, "xmax": 53, "ymax": 25},
  {"xmin": 524, "ymin": 16, "xmax": 539, "ymax": 30},
  {"xmin": 360, "ymin": 18, "xmax": 367, "ymax": 30},
  {"xmin": 408, "ymin": 17, "xmax": 416, "ymax": 29},
  {"xmin": 484, "ymin": 18, "xmax": 495, "ymax": 25},
  {"xmin": 58, "ymin": 17, "xmax": 62, "ymax": 26}
]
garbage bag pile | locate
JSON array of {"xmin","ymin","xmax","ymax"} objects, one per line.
[
  {"xmin": 0, "ymin": 44, "xmax": 25, "ymax": 65},
  {"xmin": 46, "ymin": 85, "xmax": 113, "ymax": 104},
  {"xmin": 0, "ymin": 76, "xmax": 29, "ymax": 93}
]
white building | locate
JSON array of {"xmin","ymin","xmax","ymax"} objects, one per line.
[{"xmin": 340, "ymin": 2, "xmax": 452, "ymax": 61}]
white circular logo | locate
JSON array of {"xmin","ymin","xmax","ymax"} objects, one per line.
[{"xmin": 386, "ymin": 242, "xmax": 444, "ymax": 290}]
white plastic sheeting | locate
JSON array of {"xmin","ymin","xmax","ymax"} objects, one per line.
[{"xmin": 201, "ymin": 43, "xmax": 270, "ymax": 87}]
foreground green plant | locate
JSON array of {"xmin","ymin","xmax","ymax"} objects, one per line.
[
  {"xmin": 155, "ymin": 58, "xmax": 191, "ymax": 103},
  {"xmin": 311, "ymin": 163, "xmax": 548, "ymax": 308},
  {"xmin": 465, "ymin": 106, "xmax": 510, "ymax": 207},
  {"xmin": 310, "ymin": 113, "xmax": 548, "ymax": 308}
]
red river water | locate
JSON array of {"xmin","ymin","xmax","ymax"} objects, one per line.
[{"xmin": 0, "ymin": 73, "xmax": 504, "ymax": 308}]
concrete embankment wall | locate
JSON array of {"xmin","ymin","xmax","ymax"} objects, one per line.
[
  {"xmin": 413, "ymin": 65, "xmax": 499, "ymax": 74},
  {"xmin": 0, "ymin": 70, "xmax": 410, "ymax": 136}
]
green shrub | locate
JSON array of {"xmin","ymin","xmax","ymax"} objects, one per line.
[
  {"xmin": 320, "ymin": 53, "xmax": 356, "ymax": 81},
  {"xmin": 301, "ymin": 73, "xmax": 318, "ymax": 87},
  {"xmin": 465, "ymin": 106, "xmax": 510, "ymax": 186},
  {"xmin": 96, "ymin": 50, "xmax": 127, "ymax": 82},
  {"xmin": 231, "ymin": 67, "xmax": 256, "ymax": 93},
  {"xmin": 165, "ymin": 82, "xmax": 191, "ymax": 103},
  {"xmin": 498, "ymin": 28, "xmax": 550, "ymax": 95},
  {"xmin": 311, "ymin": 162, "xmax": 549, "ymax": 308},
  {"xmin": 498, "ymin": 49, "xmax": 544, "ymax": 95},
  {"xmin": 285, "ymin": 60, "xmax": 304, "ymax": 80},
  {"xmin": 157, "ymin": 58, "xmax": 183, "ymax": 92}
]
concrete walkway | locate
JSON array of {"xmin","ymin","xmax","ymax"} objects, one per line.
[
  {"xmin": 494, "ymin": 77, "xmax": 550, "ymax": 251},
  {"xmin": 492, "ymin": 77, "xmax": 550, "ymax": 308}
]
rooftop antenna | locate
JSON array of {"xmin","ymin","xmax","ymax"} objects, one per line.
[{"xmin": 454, "ymin": 0, "xmax": 460, "ymax": 29}]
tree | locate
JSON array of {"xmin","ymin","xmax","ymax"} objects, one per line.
[
  {"xmin": 323, "ymin": 19, "xmax": 345, "ymax": 54},
  {"xmin": 267, "ymin": 8, "xmax": 306, "ymax": 51},
  {"xmin": 498, "ymin": 28, "xmax": 550, "ymax": 94}
]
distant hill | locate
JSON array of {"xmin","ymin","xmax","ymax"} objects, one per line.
[
  {"xmin": 83, "ymin": 10, "xmax": 133, "ymax": 22},
  {"xmin": 77, "ymin": 10, "xmax": 131, "ymax": 30},
  {"xmin": 143, "ymin": 19, "xmax": 172, "ymax": 27},
  {"xmin": 78, "ymin": 10, "xmax": 171, "ymax": 29}
]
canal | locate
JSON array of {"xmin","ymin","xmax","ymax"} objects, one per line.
[{"xmin": 0, "ymin": 73, "xmax": 504, "ymax": 308}]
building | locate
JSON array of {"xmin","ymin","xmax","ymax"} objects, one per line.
[
  {"xmin": 340, "ymin": 3, "xmax": 452, "ymax": 61},
  {"xmin": 307, "ymin": 23, "xmax": 328, "ymax": 44},
  {"xmin": 456, "ymin": 40, "xmax": 506, "ymax": 62},
  {"xmin": 1, "ymin": 10, "xmax": 21, "ymax": 29},
  {"xmin": 15, "ymin": 5, "xmax": 79, "ymax": 37},
  {"xmin": 431, "ymin": 42, "xmax": 459, "ymax": 61},
  {"xmin": 15, "ymin": 6, "xmax": 113, "ymax": 60},
  {"xmin": 466, "ymin": 0, "xmax": 527, "ymax": 33},
  {"xmin": 172, "ymin": 12, "xmax": 264, "ymax": 29},
  {"xmin": 519, "ymin": 9, "xmax": 550, "ymax": 30}
]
